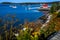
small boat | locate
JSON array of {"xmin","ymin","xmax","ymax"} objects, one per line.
[{"xmin": 10, "ymin": 5, "xmax": 17, "ymax": 8}]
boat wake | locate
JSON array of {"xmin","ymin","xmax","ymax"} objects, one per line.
[{"xmin": 28, "ymin": 7, "xmax": 40, "ymax": 10}]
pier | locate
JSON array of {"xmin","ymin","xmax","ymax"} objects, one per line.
[
  {"xmin": 38, "ymin": 8, "xmax": 50, "ymax": 11},
  {"xmin": 28, "ymin": 4, "xmax": 51, "ymax": 11}
]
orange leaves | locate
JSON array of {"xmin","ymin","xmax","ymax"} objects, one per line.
[{"xmin": 55, "ymin": 18, "xmax": 60, "ymax": 31}]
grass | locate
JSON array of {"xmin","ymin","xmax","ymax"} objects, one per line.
[{"xmin": 0, "ymin": 13, "xmax": 59, "ymax": 40}]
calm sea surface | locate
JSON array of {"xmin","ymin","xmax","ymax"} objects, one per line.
[{"xmin": 0, "ymin": 4, "xmax": 45, "ymax": 23}]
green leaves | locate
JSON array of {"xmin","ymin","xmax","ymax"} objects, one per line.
[
  {"xmin": 16, "ymin": 29, "xmax": 31, "ymax": 40},
  {"xmin": 57, "ymin": 12, "xmax": 60, "ymax": 17}
]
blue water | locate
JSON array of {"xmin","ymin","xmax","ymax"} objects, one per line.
[{"xmin": 0, "ymin": 4, "xmax": 44, "ymax": 24}]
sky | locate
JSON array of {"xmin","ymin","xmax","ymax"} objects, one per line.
[{"xmin": 0, "ymin": 0, "xmax": 60, "ymax": 3}]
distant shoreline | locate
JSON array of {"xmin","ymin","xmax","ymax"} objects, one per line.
[{"xmin": 0, "ymin": 1, "xmax": 60, "ymax": 4}]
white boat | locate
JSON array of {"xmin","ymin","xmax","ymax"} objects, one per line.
[{"xmin": 10, "ymin": 5, "xmax": 17, "ymax": 8}]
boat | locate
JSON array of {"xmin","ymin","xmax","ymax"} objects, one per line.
[{"xmin": 10, "ymin": 5, "xmax": 17, "ymax": 8}]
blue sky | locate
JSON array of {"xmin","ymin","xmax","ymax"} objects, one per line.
[{"xmin": 0, "ymin": 0, "xmax": 60, "ymax": 3}]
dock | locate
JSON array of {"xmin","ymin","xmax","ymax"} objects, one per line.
[{"xmin": 38, "ymin": 8, "xmax": 50, "ymax": 11}]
